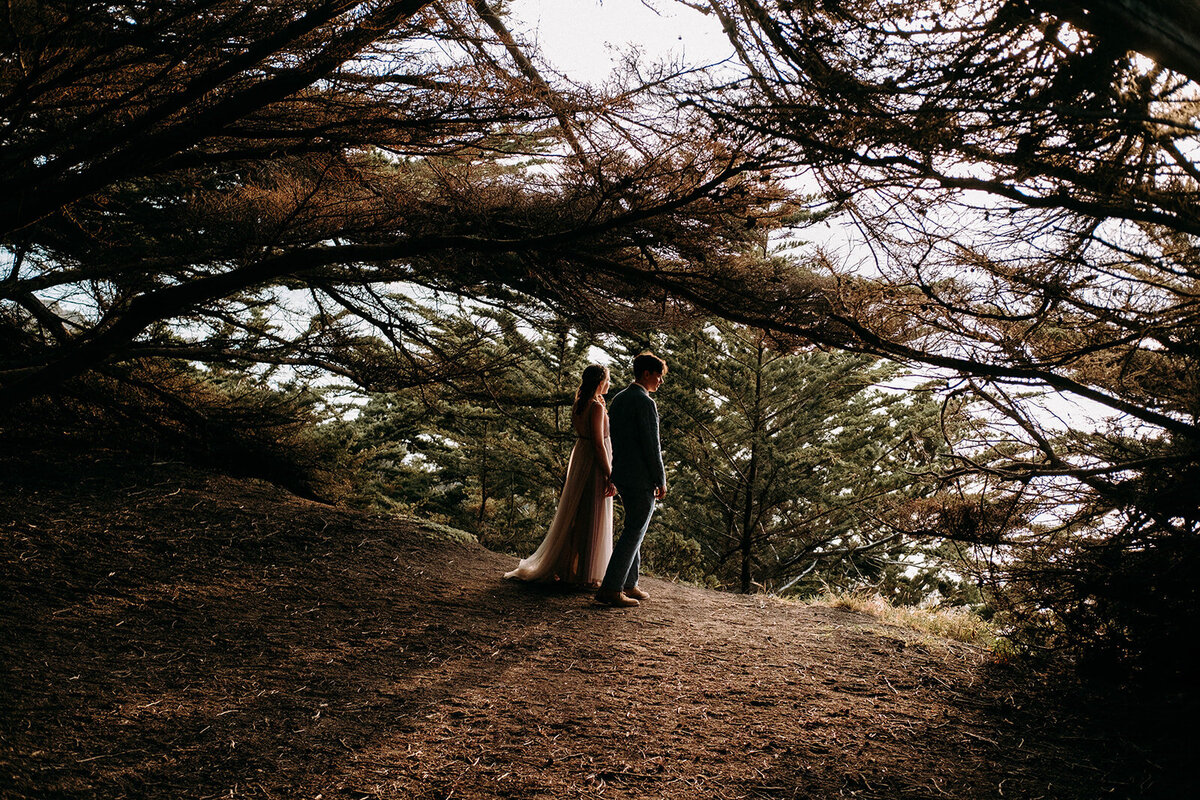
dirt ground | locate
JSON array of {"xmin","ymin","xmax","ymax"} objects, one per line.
[{"xmin": 0, "ymin": 450, "xmax": 1191, "ymax": 799}]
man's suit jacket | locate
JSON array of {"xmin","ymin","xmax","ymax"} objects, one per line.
[{"xmin": 608, "ymin": 382, "xmax": 666, "ymax": 490}]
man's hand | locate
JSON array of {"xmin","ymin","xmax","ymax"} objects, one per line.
[{"xmin": 654, "ymin": 484, "xmax": 667, "ymax": 500}]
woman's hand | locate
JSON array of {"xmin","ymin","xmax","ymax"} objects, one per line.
[{"xmin": 604, "ymin": 478, "xmax": 617, "ymax": 497}]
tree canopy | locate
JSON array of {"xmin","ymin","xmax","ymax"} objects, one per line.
[
  {"xmin": 6, "ymin": 0, "xmax": 1200, "ymax": 681},
  {"xmin": 0, "ymin": 0, "xmax": 788, "ymax": 406},
  {"xmin": 691, "ymin": 0, "xmax": 1200, "ymax": 678},
  {"xmin": 653, "ymin": 320, "xmax": 963, "ymax": 598}
]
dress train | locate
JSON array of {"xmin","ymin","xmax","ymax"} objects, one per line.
[{"xmin": 505, "ymin": 404, "xmax": 613, "ymax": 585}]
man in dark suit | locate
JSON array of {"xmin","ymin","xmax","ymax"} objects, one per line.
[{"xmin": 595, "ymin": 352, "xmax": 668, "ymax": 608}]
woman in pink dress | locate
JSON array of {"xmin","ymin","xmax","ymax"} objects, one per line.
[{"xmin": 505, "ymin": 364, "xmax": 616, "ymax": 587}]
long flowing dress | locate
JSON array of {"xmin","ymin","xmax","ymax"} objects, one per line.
[{"xmin": 504, "ymin": 399, "xmax": 614, "ymax": 586}]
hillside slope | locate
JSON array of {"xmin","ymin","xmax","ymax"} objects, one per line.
[{"xmin": 0, "ymin": 452, "xmax": 1184, "ymax": 799}]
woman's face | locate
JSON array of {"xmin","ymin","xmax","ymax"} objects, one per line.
[{"xmin": 599, "ymin": 372, "xmax": 610, "ymax": 395}]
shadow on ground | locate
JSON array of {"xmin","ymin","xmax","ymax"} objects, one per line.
[{"xmin": 1, "ymin": 452, "xmax": 1190, "ymax": 799}]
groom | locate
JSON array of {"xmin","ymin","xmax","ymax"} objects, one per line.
[{"xmin": 595, "ymin": 352, "xmax": 668, "ymax": 608}]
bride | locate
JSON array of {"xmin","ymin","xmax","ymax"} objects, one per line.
[{"xmin": 505, "ymin": 364, "xmax": 616, "ymax": 587}]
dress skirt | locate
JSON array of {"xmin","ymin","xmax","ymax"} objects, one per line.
[{"xmin": 504, "ymin": 436, "xmax": 614, "ymax": 585}]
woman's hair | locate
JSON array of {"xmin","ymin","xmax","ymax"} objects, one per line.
[{"xmin": 573, "ymin": 364, "xmax": 609, "ymax": 416}]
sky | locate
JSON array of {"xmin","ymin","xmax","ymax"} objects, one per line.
[{"xmin": 507, "ymin": 0, "xmax": 734, "ymax": 83}]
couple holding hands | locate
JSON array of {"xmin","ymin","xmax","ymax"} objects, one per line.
[{"xmin": 505, "ymin": 353, "xmax": 668, "ymax": 608}]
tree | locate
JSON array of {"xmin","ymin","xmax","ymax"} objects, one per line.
[
  {"xmin": 686, "ymin": 0, "xmax": 1200, "ymax": 678},
  {"xmin": 647, "ymin": 320, "xmax": 965, "ymax": 597},
  {"xmin": 336, "ymin": 307, "xmax": 603, "ymax": 553},
  {"xmin": 1029, "ymin": 1, "xmax": 1200, "ymax": 84},
  {"xmin": 0, "ymin": 0, "xmax": 782, "ymax": 407}
]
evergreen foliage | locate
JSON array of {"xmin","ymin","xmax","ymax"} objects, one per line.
[
  {"xmin": 339, "ymin": 313, "xmax": 978, "ymax": 604},
  {"xmin": 695, "ymin": 0, "xmax": 1200, "ymax": 687},
  {"xmin": 0, "ymin": 356, "xmax": 346, "ymax": 498},
  {"xmin": 4, "ymin": 0, "xmax": 1197, "ymax": 689},
  {"xmin": 332, "ymin": 310, "xmax": 603, "ymax": 555},
  {"xmin": 0, "ymin": 0, "xmax": 784, "ymax": 407},
  {"xmin": 645, "ymin": 323, "xmax": 974, "ymax": 600}
]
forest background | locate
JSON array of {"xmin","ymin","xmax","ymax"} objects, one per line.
[{"xmin": 3, "ymin": 0, "xmax": 1199, "ymax": 703}]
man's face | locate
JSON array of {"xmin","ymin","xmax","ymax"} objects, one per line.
[{"xmin": 643, "ymin": 371, "xmax": 665, "ymax": 392}]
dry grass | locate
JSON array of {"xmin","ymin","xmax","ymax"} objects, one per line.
[{"xmin": 813, "ymin": 591, "xmax": 999, "ymax": 648}]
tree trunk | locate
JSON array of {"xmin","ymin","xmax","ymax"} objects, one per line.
[
  {"xmin": 740, "ymin": 444, "xmax": 757, "ymax": 593},
  {"xmin": 477, "ymin": 424, "xmax": 490, "ymax": 524},
  {"xmin": 1033, "ymin": 0, "xmax": 1200, "ymax": 84},
  {"xmin": 740, "ymin": 343, "xmax": 765, "ymax": 593}
]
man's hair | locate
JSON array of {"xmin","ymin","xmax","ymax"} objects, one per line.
[{"xmin": 632, "ymin": 352, "xmax": 667, "ymax": 379}]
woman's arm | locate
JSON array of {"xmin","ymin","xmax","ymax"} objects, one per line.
[{"xmin": 590, "ymin": 402, "xmax": 613, "ymax": 478}]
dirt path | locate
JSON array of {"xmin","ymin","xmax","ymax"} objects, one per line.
[{"xmin": 0, "ymin": 455, "xmax": 1182, "ymax": 799}]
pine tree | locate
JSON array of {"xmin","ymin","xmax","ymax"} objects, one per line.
[
  {"xmin": 650, "ymin": 322, "xmax": 961, "ymax": 597},
  {"xmin": 341, "ymin": 309, "xmax": 603, "ymax": 555}
]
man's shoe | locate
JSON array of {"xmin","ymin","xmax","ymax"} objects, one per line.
[
  {"xmin": 595, "ymin": 589, "xmax": 639, "ymax": 608},
  {"xmin": 624, "ymin": 586, "xmax": 650, "ymax": 601}
]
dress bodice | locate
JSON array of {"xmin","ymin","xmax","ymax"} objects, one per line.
[{"xmin": 572, "ymin": 399, "xmax": 609, "ymax": 442}]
